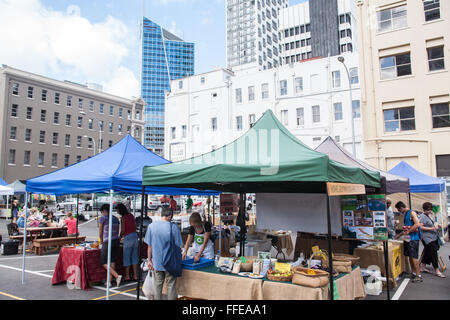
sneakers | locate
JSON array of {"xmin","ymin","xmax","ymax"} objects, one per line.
[{"xmin": 412, "ymin": 275, "xmax": 423, "ymax": 283}]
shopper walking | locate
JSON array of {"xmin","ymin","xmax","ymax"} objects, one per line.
[
  {"xmin": 144, "ymin": 207, "xmax": 183, "ymax": 300},
  {"xmin": 419, "ymin": 202, "xmax": 445, "ymax": 278},
  {"xmin": 117, "ymin": 203, "xmax": 139, "ymax": 282},
  {"xmin": 386, "ymin": 198, "xmax": 395, "ymax": 240},
  {"xmin": 395, "ymin": 201, "xmax": 422, "ymax": 282},
  {"xmin": 99, "ymin": 204, "xmax": 122, "ymax": 287},
  {"xmin": 11, "ymin": 199, "xmax": 20, "ymax": 223}
]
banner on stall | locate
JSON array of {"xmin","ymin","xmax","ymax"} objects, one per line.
[
  {"xmin": 341, "ymin": 194, "xmax": 388, "ymax": 241},
  {"xmin": 326, "ymin": 182, "xmax": 366, "ymax": 196}
]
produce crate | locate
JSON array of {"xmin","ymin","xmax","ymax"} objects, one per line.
[{"xmin": 181, "ymin": 258, "xmax": 215, "ymax": 270}]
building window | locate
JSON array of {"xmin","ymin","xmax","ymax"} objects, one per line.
[
  {"xmin": 332, "ymin": 71, "xmax": 341, "ymax": 88},
  {"xmin": 296, "ymin": 108, "xmax": 304, "ymax": 126},
  {"xmin": 10, "ymin": 126, "xmax": 17, "ymax": 140},
  {"xmin": 127, "ymin": 126, "xmax": 131, "ymax": 135},
  {"xmin": 313, "ymin": 137, "xmax": 322, "ymax": 147},
  {"xmin": 350, "ymin": 67, "xmax": 359, "ymax": 84},
  {"xmin": 41, "ymin": 89, "xmax": 47, "ymax": 102},
  {"xmin": 12, "ymin": 83, "xmax": 19, "ymax": 95},
  {"xmin": 201, "ymin": 77, "xmax": 205, "ymax": 84},
  {"xmin": 334, "ymin": 103, "xmax": 343, "ymax": 121},
  {"xmin": 55, "ymin": 92, "xmax": 60, "ymax": 104},
  {"xmin": 67, "ymin": 95, "xmax": 72, "ymax": 107},
  {"xmin": 127, "ymin": 110, "xmax": 131, "ymax": 120},
  {"xmin": 53, "ymin": 112, "xmax": 59, "ymax": 124},
  {"xmin": 77, "ymin": 156, "xmax": 82, "ymax": 163},
  {"xmin": 100, "ymin": 104, "xmax": 104, "ymax": 114},
  {"xmin": 88, "ymin": 138, "xmax": 93, "ymax": 149},
  {"xmin": 88, "ymin": 118, "xmax": 93, "ymax": 130},
  {"xmin": 39, "ymin": 130, "xmax": 45, "ymax": 143},
  {"xmin": 249, "ymin": 114, "xmax": 256, "ymax": 127},
  {"xmin": 178, "ymin": 80, "xmax": 183, "ymax": 89},
  {"xmin": 52, "ymin": 153, "xmax": 57, "ymax": 167},
  {"xmin": 119, "ymin": 107, "xmax": 123, "ymax": 118},
  {"xmin": 11, "ymin": 104, "xmax": 18, "ymax": 117},
  {"xmin": 312, "ymin": 105, "xmax": 320, "ymax": 123},
  {"xmin": 211, "ymin": 118, "xmax": 218, "ymax": 131},
  {"xmin": 65, "ymin": 134, "xmax": 70, "ymax": 146},
  {"xmin": 52, "ymin": 132, "xmax": 58, "ymax": 145},
  {"xmin": 24, "ymin": 151, "xmax": 31, "ymax": 166},
  {"xmin": 9, "ymin": 149, "xmax": 16, "ymax": 165},
  {"xmin": 377, "ymin": 5, "xmax": 407, "ymax": 32},
  {"xmin": 108, "ymin": 140, "xmax": 113, "ymax": 148},
  {"xmin": 427, "ymin": 46, "xmax": 445, "ymax": 71},
  {"xmin": 118, "ymin": 124, "xmax": 123, "ymax": 135},
  {"xmin": 66, "ymin": 114, "xmax": 71, "ymax": 126},
  {"xmin": 78, "ymin": 98, "xmax": 83, "ymax": 110},
  {"xmin": 280, "ymin": 80, "xmax": 287, "ymax": 96},
  {"xmin": 77, "ymin": 136, "xmax": 82, "ymax": 148},
  {"xmin": 383, "ymin": 107, "xmax": 415, "ymax": 132},
  {"xmin": 236, "ymin": 88, "xmax": 242, "ymax": 103},
  {"xmin": 28, "ymin": 86, "xmax": 33, "ymax": 99},
  {"xmin": 236, "ymin": 116, "xmax": 243, "ymax": 131},
  {"xmin": 431, "ymin": 102, "xmax": 450, "ymax": 128},
  {"xmin": 352, "ymin": 100, "xmax": 361, "ymax": 119},
  {"xmin": 109, "ymin": 122, "xmax": 113, "ymax": 133},
  {"xmin": 38, "ymin": 152, "xmax": 44, "ymax": 166},
  {"xmin": 423, "ymin": 0, "xmax": 440, "ymax": 22},
  {"xmin": 171, "ymin": 127, "xmax": 176, "ymax": 139},
  {"xmin": 40, "ymin": 109, "xmax": 46, "ymax": 122},
  {"xmin": 380, "ymin": 52, "xmax": 411, "ymax": 79},
  {"xmin": 134, "ymin": 127, "xmax": 140, "ymax": 138},
  {"xmin": 335, "ymin": 135, "xmax": 340, "ymax": 143},
  {"xmin": 248, "ymin": 86, "xmax": 255, "ymax": 101},
  {"xmin": 295, "ymin": 77, "xmax": 303, "ymax": 93},
  {"xmin": 261, "ymin": 83, "xmax": 269, "ymax": 99},
  {"xmin": 25, "ymin": 129, "xmax": 32, "ymax": 142},
  {"xmin": 136, "ymin": 110, "xmax": 141, "ymax": 120},
  {"xmin": 182, "ymin": 125, "xmax": 187, "ymax": 138},
  {"xmin": 280, "ymin": 110, "xmax": 288, "ymax": 125},
  {"xmin": 110, "ymin": 106, "xmax": 114, "ymax": 116},
  {"xmin": 90, "ymin": 101, "xmax": 94, "ymax": 112},
  {"xmin": 64, "ymin": 155, "xmax": 70, "ymax": 167},
  {"xmin": 77, "ymin": 116, "xmax": 83, "ymax": 128},
  {"xmin": 26, "ymin": 107, "xmax": 32, "ymax": 120}
]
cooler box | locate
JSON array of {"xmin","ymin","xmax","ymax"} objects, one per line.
[{"xmin": 1, "ymin": 240, "xmax": 20, "ymax": 255}]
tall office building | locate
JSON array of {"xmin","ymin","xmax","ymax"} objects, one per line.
[
  {"xmin": 279, "ymin": 0, "xmax": 357, "ymax": 64},
  {"xmin": 141, "ymin": 17, "xmax": 194, "ymax": 155},
  {"xmin": 226, "ymin": 0, "xmax": 288, "ymax": 71}
]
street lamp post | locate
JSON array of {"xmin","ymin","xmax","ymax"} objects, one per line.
[
  {"xmin": 337, "ymin": 56, "xmax": 356, "ymax": 157},
  {"xmin": 80, "ymin": 111, "xmax": 102, "ymax": 154}
]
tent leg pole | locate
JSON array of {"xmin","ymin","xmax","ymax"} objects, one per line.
[
  {"xmin": 136, "ymin": 186, "xmax": 145, "ymax": 300},
  {"xmin": 21, "ymin": 192, "xmax": 29, "ymax": 284},
  {"xmin": 326, "ymin": 192, "xmax": 334, "ymax": 300},
  {"xmin": 239, "ymin": 192, "xmax": 246, "ymax": 257},
  {"xmin": 384, "ymin": 240, "xmax": 390, "ymax": 300},
  {"xmin": 439, "ymin": 193, "xmax": 445, "ymax": 243},
  {"xmin": 106, "ymin": 189, "xmax": 113, "ymax": 300},
  {"xmin": 76, "ymin": 195, "xmax": 79, "ymax": 243},
  {"xmin": 212, "ymin": 196, "xmax": 215, "ymax": 227},
  {"xmin": 408, "ymin": 193, "xmax": 412, "ymax": 210}
]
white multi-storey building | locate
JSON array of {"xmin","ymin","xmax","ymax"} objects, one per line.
[
  {"xmin": 226, "ymin": 0, "xmax": 288, "ymax": 71},
  {"xmin": 279, "ymin": 0, "xmax": 358, "ymax": 65},
  {"xmin": 165, "ymin": 52, "xmax": 363, "ymax": 162}
]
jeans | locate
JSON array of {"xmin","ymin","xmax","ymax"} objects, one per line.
[
  {"xmin": 154, "ymin": 271, "xmax": 177, "ymax": 300},
  {"xmin": 123, "ymin": 232, "xmax": 139, "ymax": 267}
]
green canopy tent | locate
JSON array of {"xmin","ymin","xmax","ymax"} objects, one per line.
[{"xmin": 142, "ymin": 110, "xmax": 381, "ymax": 299}]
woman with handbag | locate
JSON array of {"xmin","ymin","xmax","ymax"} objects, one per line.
[{"xmin": 419, "ymin": 202, "xmax": 445, "ymax": 278}]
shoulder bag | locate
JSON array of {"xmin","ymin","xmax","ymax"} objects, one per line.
[{"xmin": 162, "ymin": 223, "xmax": 182, "ymax": 277}]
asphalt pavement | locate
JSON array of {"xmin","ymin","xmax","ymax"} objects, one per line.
[{"xmin": 0, "ymin": 216, "xmax": 448, "ymax": 300}]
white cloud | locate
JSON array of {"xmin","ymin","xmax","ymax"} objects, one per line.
[
  {"xmin": 0, "ymin": 0, "xmax": 139, "ymax": 99},
  {"xmin": 200, "ymin": 17, "xmax": 212, "ymax": 25},
  {"xmin": 168, "ymin": 20, "xmax": 183, "ymax": 38}
]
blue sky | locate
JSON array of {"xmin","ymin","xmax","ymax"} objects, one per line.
[{"xmin": 0, "ymin": 0, "xmax": 308, "ymax": 98}]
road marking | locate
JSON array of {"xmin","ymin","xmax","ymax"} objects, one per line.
[
  {"xmin": 92, "ymin": 286, "xmax": 143, "ymax": 300},
  {"xmin": 35, "ymin": 270, "xmax": 55, "ymax": 273},
  {"xmin": 0, "ymin": 254, "xmax": 59, "ymax": 261},
  {"xmin": 392, "ymin": 278, "xmax": 409, "ymax": 300},
  {"xmin": 92, "ymin": 284, "xmax": 148, "ymax": 300},
  {"xmin": 0, "ymin": 290, "xmax": 25, "ymax": 300},
  {"xmin": 0, "ymin": 264, "xmax": 53, "ymax": 278}
]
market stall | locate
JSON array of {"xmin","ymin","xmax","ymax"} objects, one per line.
[
  {"xmin": 142, "ymin": 110, "xmax": 381, "ymax": 300},
  {"xmin": 25, "ymin": 135, "xmax": 219, "ymax": 299},
  {"xmin": 0, "ymin": 185, "xmax": 14, "ymax": 218}
]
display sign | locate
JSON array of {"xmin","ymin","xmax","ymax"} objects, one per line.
[
  {"xmin": 327, "ymin": 182, "xmax": 366, "ymax": 196},
  {"xmin": 220, "ymin": 194, "xmax": 238, "ymax": 213},
  {"xmin": 274, "ymin": 262, "xmax": 291, "ymax": 273},
  {"xmin": 341, "ymin": 194, "xmax": 388, "ymax": 241}
]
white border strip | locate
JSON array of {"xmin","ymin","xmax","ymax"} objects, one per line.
[
  {"xmin": 0, "ymin": 264, "xmax": 53, "ymax": 278},
  {"xmin": 391, "ymin": 278, "xmax": 409, "ymax": 300}
]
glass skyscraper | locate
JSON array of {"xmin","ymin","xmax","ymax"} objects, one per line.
[{"xmin": 141, "ymin": 17, "xmax": 194, "ymax": 155}]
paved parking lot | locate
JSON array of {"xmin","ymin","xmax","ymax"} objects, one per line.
[{"xmin": 0, "ymin": 217, "xmax": 448, "ymax": 300}]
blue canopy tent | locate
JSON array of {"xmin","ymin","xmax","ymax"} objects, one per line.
[
  {"xmin": 0, "ymin": 178, "xmax": 7, "ymax": 186},
  {"xmin": 389, "ymin": 161, "xmax": 447, "ymax": 242},
  {"xmin": 24, "ymin": 135, "xmax": 219, "ymax": 299}
]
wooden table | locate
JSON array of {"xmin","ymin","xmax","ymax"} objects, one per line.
[{"xmin": 19, "ymin": 226, "xmax": 67, "ymax": 238}]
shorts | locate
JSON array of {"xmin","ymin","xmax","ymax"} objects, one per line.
[
  {"xmin": 123, "ymin": 232, "xmax": 139, "ymax": 267},
  {"xmin": 100, "ymin": 239, "xmax": 120, "ymax": 265},
  {"xmin": 403, "ymin": 240, "xmax": 419, "ymax": 259},
  {"xmin": 12, "ymin": 209, "xmax": 18, "ymax": 218}
]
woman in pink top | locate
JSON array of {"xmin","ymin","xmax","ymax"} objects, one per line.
[{"xmin": 64, "ymin": 212, "xmax": 79, "ymax": 236}]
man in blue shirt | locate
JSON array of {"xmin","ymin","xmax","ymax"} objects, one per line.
[{"xmin": 144, "ymin": 207, "xmax": 183, "ymax": 300}]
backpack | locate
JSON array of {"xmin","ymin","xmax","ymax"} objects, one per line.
[
  {"xmin": 7, "ymin": 223, "xmax": 20, "ymax": 236},
  {"xmin": 162, "ymin": 223, "xmax": 182, "ymax": 277}
]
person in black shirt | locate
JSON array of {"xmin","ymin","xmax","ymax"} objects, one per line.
[{"xmin": 182, "ymin": 212, "xmax": 215, "ymax": 262}]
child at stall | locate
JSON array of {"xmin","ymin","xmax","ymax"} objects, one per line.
[{"xmin": 182, "ymin": 212, "xmax": 215, "ymax": 262}]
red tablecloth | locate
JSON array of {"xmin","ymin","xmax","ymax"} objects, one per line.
[{"xmin": 52, "ymin": 243, "xmax": 148, "ymax": 290}]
